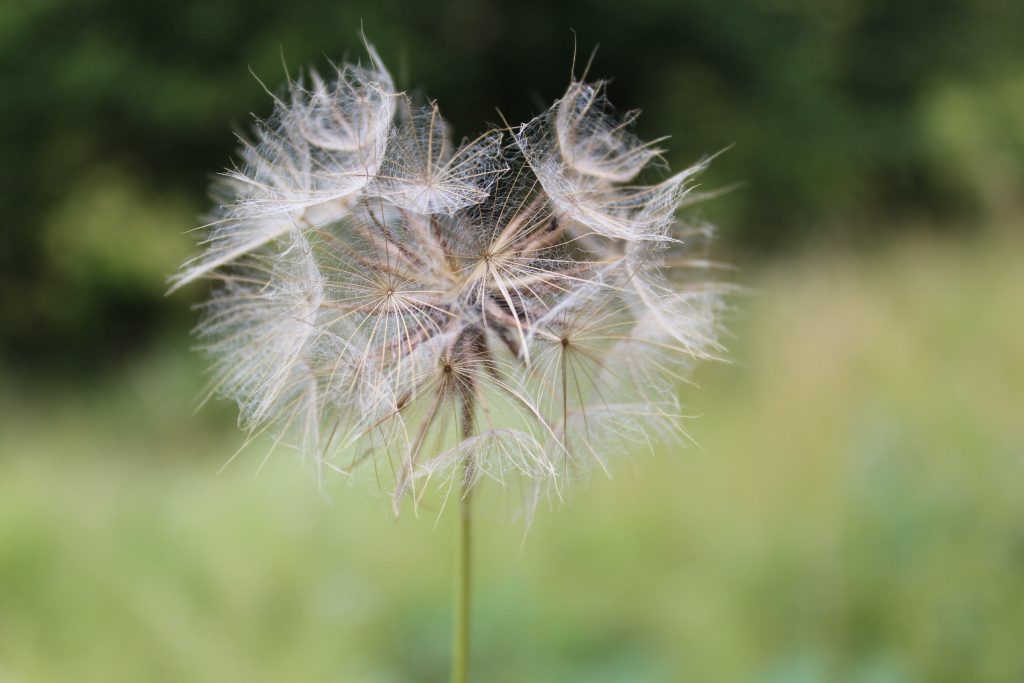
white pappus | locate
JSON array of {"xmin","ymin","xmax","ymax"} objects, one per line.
[{"xmin": 173, "ymin": 41, "xmax": 730, "ymax": 517}]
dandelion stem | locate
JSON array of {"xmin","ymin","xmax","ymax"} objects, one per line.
[{"xmin": 451, "ymin": 460, "xmax": 473, "ymax": 683}]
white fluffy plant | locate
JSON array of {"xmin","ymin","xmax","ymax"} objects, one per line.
[{"xmin": 172, "ymin": 40, "xmax": 727, "ymax": 683}]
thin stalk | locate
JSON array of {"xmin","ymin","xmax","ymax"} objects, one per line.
[
  {"xmin": 452, "ymin": 346, "xmax": 481, "ymax": 683},
  {"xmin": 451, "ymin": 461, "xmax": 473, "ymax": 683}
]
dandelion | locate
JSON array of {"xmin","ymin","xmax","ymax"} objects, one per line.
[{"xmin": 173, "ymin": 39, "xmax": 728, "ymax": 683}]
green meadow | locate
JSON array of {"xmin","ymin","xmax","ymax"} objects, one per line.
[{"xmin": 2, "ymin": 228, "xmax": 1021, "ymax": 683}]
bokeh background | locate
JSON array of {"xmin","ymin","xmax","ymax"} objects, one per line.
[{"xmin": 2, "ymin": 1, "xmax": 1022, "ymax": 681}]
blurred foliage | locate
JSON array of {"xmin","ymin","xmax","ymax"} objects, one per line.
[
  {"xmin": 2, "ymin": 229, "xmax": 1021, "ymax": 682},
  {"xmin": 1, "ymin": 0, "xmax": 1022, "ymax": 374}
]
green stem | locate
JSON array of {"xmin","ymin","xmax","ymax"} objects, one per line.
[{"xmin": 451, "ymin": 470, "xmax": 472, "ymax": 683}]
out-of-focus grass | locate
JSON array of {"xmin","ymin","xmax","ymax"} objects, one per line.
[{"xmin": 1, "ymin": 230, "xmax": 1022, "ymax": 683}]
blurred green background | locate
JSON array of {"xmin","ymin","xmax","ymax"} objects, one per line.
[{"xmin": 1, "ymin": 1, "xmax": 1022, "ymax": 681}]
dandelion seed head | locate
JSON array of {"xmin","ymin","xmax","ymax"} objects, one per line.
[{"xmin": 176, "ymin": 40, "xmax": 728, "ymax": 516}]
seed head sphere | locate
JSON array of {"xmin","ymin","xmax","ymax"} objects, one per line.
[{"xmin": 173, "ymin": 43, "xmax": 728, "ymax": 515}]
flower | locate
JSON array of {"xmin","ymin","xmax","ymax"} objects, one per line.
[{"xmin": 174, "ymin": 42, "xmax": 728, "ymax": 515}]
